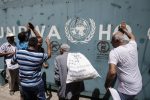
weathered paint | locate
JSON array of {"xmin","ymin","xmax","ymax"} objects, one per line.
[{"xmin": 0, "ymin": 0, "xmax": 150, "ymax": 99}]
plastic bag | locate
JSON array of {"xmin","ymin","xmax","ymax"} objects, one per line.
[
  {"xmin": 66, "ymin": 52, "xmax": 100, "ymax": 83},
  {"xmin": 5, "ymin": 59, "xmax": 19, "ymax": 69}
]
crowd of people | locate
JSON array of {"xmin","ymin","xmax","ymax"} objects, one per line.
[{"xmin": 0, "ymin": 21, "xmax": 142, "ymax": 100}]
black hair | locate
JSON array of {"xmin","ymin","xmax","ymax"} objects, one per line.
[
  {"xmin": 28, "ymin": 37, "xmax": 38, "ymax": 47},
  {"xmin": 18, "ymin": 32, "xmax": 27, "ymax": 42}
]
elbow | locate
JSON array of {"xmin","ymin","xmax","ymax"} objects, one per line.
[
  {"xmin": 47, "ymin": 50, "xmax": 52, "ymax": 59},
  {"xmin": 47, "ymin": 53, "xmax": 51, "ymax": 59}
]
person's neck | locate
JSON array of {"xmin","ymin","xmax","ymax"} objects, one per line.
[
  {"xmin": 28, "ymin": 46, "xmax": 36, "ymax": 51},
  {"xmin": 8, "ymin": 41, "xmax": 15, "ymax": 45}
]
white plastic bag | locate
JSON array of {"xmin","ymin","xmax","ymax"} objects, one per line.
[
  {"xmin": 109, "ymin": 88, "xmax": 121, "ymax": 100},
  {"xmin": 66, "ymin": 52, "xmax": 100, "ymax": 83},
  {"xmin": 5, "ymin": 59, "xmax": 19, "ymax": 69}
]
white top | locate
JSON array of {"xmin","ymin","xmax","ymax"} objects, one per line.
[
  {"xmin": 5, "ymin": 59, "xmax": 19, "ymax": 69},
  {"xmin": 0, "ymin": 42, "xmax": 18, "ymax": 69},
  {"xmin": 109, "ymin": 40, "xmax": 142, "ymax": 95}
]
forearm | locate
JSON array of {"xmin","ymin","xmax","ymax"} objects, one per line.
[
  {"xmin": 0, "ymin": 52, "xmax": 11, "ymax": 57},
  {"xmin": 46, "ymin": 42, "xmax": 52, "ymax": 58},
  {"xmin": 124, "ymin": 30, "xmax": 135, "ymax": 40},
  {"xmin": 119, "ymin": 21, "xmax": 135, "ymax": 40},
  {"xmin": 28, "ymin": 22, "xmax": 41, "ymax": 39},
  {"xmin": 32, "ymin": 29, "xmax": 42, "ymax": 39},
  {"xmin": 105, "ymin": 73, "xmax": 116, "ymax": 89}
]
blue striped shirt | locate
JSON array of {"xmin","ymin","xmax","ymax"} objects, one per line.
[{"xmin": 11, "ymin": 50, "xmax": 48, "ymax": 87}]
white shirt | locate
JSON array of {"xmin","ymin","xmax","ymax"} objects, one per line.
[
  {"xmin": 109, "ymin": 40, "xmax": 142, "ymax": 95},
  {"xmin": 0, "ymin": 42, "xmax": 18, "ymax": 69},
  {"xmin": 0, "ymin": 42, "xmax": 16, "ymax": 56}
]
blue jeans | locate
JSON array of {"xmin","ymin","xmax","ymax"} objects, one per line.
[
  {"xmin": 20, "ymin": 81, "xmax": 46, "ymax": 100},
  {"xmin": 118, "ymin": 91, "xmax": 135, "ymax": 100}
]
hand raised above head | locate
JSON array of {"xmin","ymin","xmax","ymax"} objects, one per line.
[
  {"xmin": 28, "ymin": 22, "xmax": 35, "ymax": 30},
  {"xmin": 118, "ymin": 21, "xmax": 129, "ymax": 34},
  {"xmin": 45, "ymin": 37, "xmax": 51, "ymax": 45},
  {"xmin": 120, "ymin": 21, "xmax": 126, "ymax": 29},
  {"xmin": 118, "ymin": 26, "xmax": 125, "ymax": 34}
]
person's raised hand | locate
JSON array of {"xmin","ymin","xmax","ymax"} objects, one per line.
[
  {"xmin": 120, "ymin": 21, "xmax": 129, "ymax": 33},
  {"xmin": 45, "ymin": 37, "xmax": 50, "ymax": 45},
  {"xmin": 28, "ymin": 22, "xmax": 35, "ymax": 30}
]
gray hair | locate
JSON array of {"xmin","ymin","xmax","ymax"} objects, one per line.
[
  {"xmin": 112, "ymin": 31, "xmax": 125, "ymax": 43},
  {"xmin": 60, "ymin": 43, "xmax": 70, "ymax": 51}
]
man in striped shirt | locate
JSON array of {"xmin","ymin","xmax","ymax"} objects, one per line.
[{"xmin": 11, "ymin": 37, "xmax": 51, "ymax": 100}]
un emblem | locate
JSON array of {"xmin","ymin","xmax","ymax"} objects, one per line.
[
  {"xmin": 97, "ymin": 41, "xmax": 110, "ymax": 53},
  {"xmin": 65, "ymin": 18, "xmax": 96, "ymax": 43}
]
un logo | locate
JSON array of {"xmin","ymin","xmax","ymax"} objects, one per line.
[{"xmin": 65, "ymin": 18, "xmax": 96, "ymax": 43}]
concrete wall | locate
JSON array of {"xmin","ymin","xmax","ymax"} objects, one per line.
[{"xmin": 0, "ymin": 0, "xmax": 150, "ymax": 99}]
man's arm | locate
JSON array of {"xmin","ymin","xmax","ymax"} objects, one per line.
[
  {"xmin": 11, "ymin": 52, "xmax": 17, "ymax": 65},
  {"xmin": 0, "ymin": 52, "xmax": 14, "ymax": 57},
  {"xmin": 120, "ymin": 21, "xmax": 135, "ymax": 41},
  {"xmin": 123, "ymin": 29, "xmax": 135, "ymax": 41},
  {"xmin": 54, "ymin": 58, "xmax": 60, "ymax": 86},
  {"xmin": 0, "ymin": 44, "xmax": 14, "ymax": 57},
  {"xmin": 104, "ymin": 63, "xmax": 117, "ymax": 89},
  {"xmin": 28, "ymin": 22, "xmax": 42, "ymax": 40},
  {"xmin": 45, "ymin": 37, "xmax": 51, "ymax": 58}
]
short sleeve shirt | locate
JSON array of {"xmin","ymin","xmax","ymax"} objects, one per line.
[
  {"xmin": 0, "ymin": 42, "xmax": 18, "ymax": 69},
  {"xmin": 11, "ymin": 50, "xmax": 48, "ymax": 87},
  {"xmin": 109, "ymin": 40, "xmax": 142, "ymax": 95},
  {"xmin": 0, "ymin": 42, "xmax": 16, "ymax": 58}
]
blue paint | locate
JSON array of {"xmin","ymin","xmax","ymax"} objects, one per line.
[
  {"xmin": 139, "ymin": 38, "xmax": 145, "ymax": 44},
  {"xmin": 16, "ymin": 20, "xmax": 21, "ymax": 26},
  {"xmin": 0, "ymin": 0, "xmax": 150, "ymax": 99}
]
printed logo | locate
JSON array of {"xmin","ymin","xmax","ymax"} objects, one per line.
[
  {"xmin": 97, "ymin": 41, "xmax": 110, "ymax": 53},
  {"xmin": 51, "ymin": 41, "xmax": 60, "ymax": 52},
  {"xmin": 65, "ymin": 18, "xmax": 96, "ymax": 43}
]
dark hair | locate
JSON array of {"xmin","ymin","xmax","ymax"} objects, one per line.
[
  {"xmin": 18, "ymin": 32, "xmax": 27, "ymax": 42},
  {"xmin": 28, "ymin": 37, "xmax": 38, "ymax": 47}
]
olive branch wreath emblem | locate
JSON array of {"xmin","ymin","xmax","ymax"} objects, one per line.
[{"xmin": 65, "ymin": 18, "xmax": 96, "ymax": 43}]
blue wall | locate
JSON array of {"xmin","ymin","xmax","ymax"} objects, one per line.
[{"xmin": 0, "ymin": 0, "xmax": 150, "ymax": 99}]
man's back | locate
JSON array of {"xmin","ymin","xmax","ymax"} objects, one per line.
[
  {"xmin": 109, "ymin": 40, "xmax": 142, "ymax": 95},
  {"xmin": 12, "ymin": 49, "xmax": 48, "ymax": 87},
  {"xmin": 55, "ymin": 52, "xmax": 68, "ymax": 97},
  {"xmin": 55, "ymin": 52, "xmax": 84, "ymax": 99}
]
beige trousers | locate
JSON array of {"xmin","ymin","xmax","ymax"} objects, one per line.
[{"xmin": 6, "ymin": 68, "xmax": 19, "ymax": 91}]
